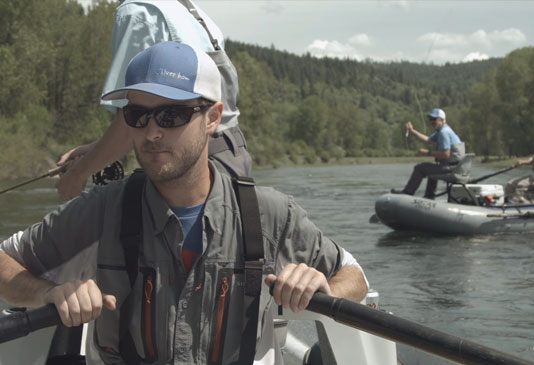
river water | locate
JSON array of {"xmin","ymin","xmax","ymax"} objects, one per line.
[{"xmin": 0, "ymin": 162, "xmax": 533, "ymax": 363}]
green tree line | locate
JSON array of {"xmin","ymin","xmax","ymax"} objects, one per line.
[{"xmin": 1, "ymin": 0, "xmax": 533, "ymax": 179}]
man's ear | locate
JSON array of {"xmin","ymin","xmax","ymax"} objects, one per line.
[{"xmin": 206, "ymin": 102, "xmax": 223, "ymax": 135}]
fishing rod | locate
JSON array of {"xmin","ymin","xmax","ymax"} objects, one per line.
[
  {"xmin": 0, "ymin": 161, "xmax": 125, "ymax": 195},
  {"xmin": 0, "ymin": 166, "xmax": 66, "ymax": 195},
  {"xmin": 413, "ymin": 92, "xmax": 427, "ymax": 135},
  {"xmin": 410, "ymin": 27, "xmax": 436, "ymax": 137},
  {"xmin": 410, "ymin": 15, "xmax": 447, "ymax": 138}
]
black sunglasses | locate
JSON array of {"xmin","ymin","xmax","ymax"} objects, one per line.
[{"xmin": 122, "ymin": 104, "xmax": 213, "ymax": 128}]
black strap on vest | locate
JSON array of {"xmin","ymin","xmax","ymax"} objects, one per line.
[
  {"xmin": 181, "ymin": 0, "xmax": 221, "ymax": 51},
  {"xmin": 232, "ymin": 176, "xmax": 264, "ymax": 364},
  {"xmin": 120, "ymin": 169, "xmax": 145, "ymax": 287},
  {"xmin": 118, "ymin": 169, "xmax": 146, "ymax": 365},
  {"xmin": 118, "ymin": 171, "xmax": 264, "ymax": 364}
]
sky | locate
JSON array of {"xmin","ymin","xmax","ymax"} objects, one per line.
[{"xmin": 79, "ymin": 0, "xmax": 534, "ymax": 64}]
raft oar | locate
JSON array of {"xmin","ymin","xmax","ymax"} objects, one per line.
[
  {"xmin": 304, "ymin": 292, "xmax": 530, "ymax": 365},
  {"xmin": 0, "ymin": 304, "xmax": 59, "ymax": 344},
  {"xmin": 268, "ymin": 281, "xmax": 531, "ymax": 365},
  {"xmin": 0, "ymin": 165, "xmax": 67, "ymax": 195},
  {"xmin": 1, "ymin": 293, "xmax": 531, "ymax": 365},
  {"xmin": 487, "ymin": 211, "xmax": 534, "ymax": 219},
  {"xmin": 468, "ymin": 165, "xmax": 515, "ymax": 184}
]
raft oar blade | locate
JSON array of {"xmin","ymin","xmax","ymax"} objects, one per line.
[
  {"xmin": 0, "ymin": 304, "xmax": 60, "ymax": 344},
  {"xmin": 306, "ymin": 292, "xmax": 531, "ymax": 365}
]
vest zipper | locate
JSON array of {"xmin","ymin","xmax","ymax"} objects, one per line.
[
  {"xmin": 210, "ymin": 276, "xmax": 229, "ymax": 363},
  {"xmin": 144, "ymin": 275, "xmax": 156, "ymax": 358},
  {"xmin": 140, "ymin": 267, "xmax": 158, "ymax": 362}
]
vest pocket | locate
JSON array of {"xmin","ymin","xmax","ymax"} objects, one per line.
[
  {"xmin": 94, "ymin": 264, "xmax": 131, "ymax": 363},
  {"xmin": 95, "ymin": 263, "xmax": 171, "ymax": 363}
]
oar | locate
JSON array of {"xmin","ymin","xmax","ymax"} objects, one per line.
[
  {"xmin": 468, "ymin": 165, "xmax": 515, "ymax": 184},
  {"xmin": 487, "ymin": 211, "xmax": 534, "ymax": 219},
  {"xmin": 305, "ymin": 292, "xmax": 531, "ymax": 365},
  {"xmin": 0, "ymin": 165, "xmax": 67, "ymax": 195},
  {"xmin": 2, "ymin": 294, "xmax": 531, "ymax": 365},
  {"xmin": 0, "ymin": 304, "xmax": 59, "ymax": 344}
]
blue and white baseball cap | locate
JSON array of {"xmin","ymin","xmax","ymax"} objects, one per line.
[
  {"xmin": 102, "ymin": 41, "xmax": 221, "ymax": 102},
  {"xmin": 428, "ymin": 108, "xmax": 446, "ymax": 120}
]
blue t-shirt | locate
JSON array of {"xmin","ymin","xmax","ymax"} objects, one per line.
[
  {"xmin": 171, "ymin": 203, "xmax": 206, "ymax": 272},
  {"xmin": 429, "ymin": 124, "xmax": 461, "ymax": 151}
]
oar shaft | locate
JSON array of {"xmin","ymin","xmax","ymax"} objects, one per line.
[
  {"xmin": 0, "ymin": 293, "xmax": 530, "ymax": 365},
  {"xmin": 308, "ymin": 293, "xmax": 530, "ymax": 365},
  {"xmin": 0, "ymin": 304, "xmax": 59, "ymax": 344},
  {"xmin": 469, "ymin": 166, "xmax": 515, "ymax": 184}
]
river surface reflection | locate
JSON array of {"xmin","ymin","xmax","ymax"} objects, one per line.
[{"xmin": 0, "ymin": 162, "xmax": 532, "ymax": 363}]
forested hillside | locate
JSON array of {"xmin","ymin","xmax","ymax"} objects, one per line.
[
  {"xmin": 224, "ymin": 41, "xmax": 507, "ymax": 165},
  {"xmin": 1, "ymin": 0, "xmax": 533, "ymax": 179}
]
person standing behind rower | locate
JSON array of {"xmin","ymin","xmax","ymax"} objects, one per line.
[
  {"xmin": 391, "ymin": 108, "xmax": 465, "ymax": 199},
  {"xmin": 56, "ymin": 0, "xmax": 251, "ymax": 200}
]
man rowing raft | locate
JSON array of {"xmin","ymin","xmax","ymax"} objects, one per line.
[{"xmin": 0, "ymin": 41, "xmax": 368, "ymax": 364}]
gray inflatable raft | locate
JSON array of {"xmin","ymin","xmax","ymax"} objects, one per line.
[{"xmin": 375, "ymin": 193, "xmax": 534, "ymax": 235}]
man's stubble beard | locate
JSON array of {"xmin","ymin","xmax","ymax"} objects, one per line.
[{"xmin": 134, "ymin": 121, "xmax": 208, "ymax": 183}]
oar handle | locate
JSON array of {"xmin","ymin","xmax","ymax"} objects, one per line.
[
  {"xmin": 0, "ymin": 304, "xmax": 60, "ymax": 344},
  {"xmin": 306, "ymin": 292, "xmax": 531, "ymax": 365}
]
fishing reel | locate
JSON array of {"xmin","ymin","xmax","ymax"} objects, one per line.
[{"xmin": 92, "ymin": 161, "xmax": 124, "ymax": 186}]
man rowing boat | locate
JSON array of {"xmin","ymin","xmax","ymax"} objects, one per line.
[{"xmin": 0, "ymin": 41, "xmax": 368, "ymax": 364}]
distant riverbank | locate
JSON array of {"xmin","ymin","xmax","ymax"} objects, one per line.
[
  {"xmin": 2, "ymin": 153, "xmax": 524, "ymax": 182},
  {"xmin": 256, "ymin": 155, "xmax": 522, "ymax": 170}
]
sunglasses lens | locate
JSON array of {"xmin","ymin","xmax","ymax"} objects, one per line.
[
  {"xmin": 123, "ymin": 105, "xmax": 209, "ymax": 128},
  {"xmin": 123, "ymin": 106, "xmax": 148, "ymax": 128},
  {"xmin": 156, "ymin": 107, "xmax": 192, "ymax": 128}
]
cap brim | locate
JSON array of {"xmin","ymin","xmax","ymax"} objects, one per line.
[{"xmin": 102, "ymin": 83, "xmax": 202, "ymax": 101}]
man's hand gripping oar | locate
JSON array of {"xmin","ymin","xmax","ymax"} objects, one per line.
[{"xmin": 267, "ymin": 278, "xmax": 531, "ymax": 365}]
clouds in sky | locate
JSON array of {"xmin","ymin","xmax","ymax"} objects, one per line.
[
  {"xmin": 76, "ymin": 0, "xmax": 532, "ymax": 65},
  {"xmin": 417, "ymin": 28, "xmax": 527, "ymax": 63},
  {"xmin": 306, "ymin": 27, "xmax": 528, "ymax": 64},
  {"xmin": 273, "ymin": 1, "xmax": 532, "ymax": 64},
  {"xmin": 306, "ymin": 34, "xmax": 373, "ymax": 61}
]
